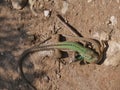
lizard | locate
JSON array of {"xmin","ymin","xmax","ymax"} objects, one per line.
[
  {"xmin": 56, "ymin": 14, "xmax": 106, "ymax": 63},
  {"xmin": 18, "ymin": 41, "xmax": 100, "ymax": 90}
]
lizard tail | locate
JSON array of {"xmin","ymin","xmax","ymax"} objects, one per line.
[{"xmin": 18, "ymin": 48, "xmax": 37, "ymax": 90}]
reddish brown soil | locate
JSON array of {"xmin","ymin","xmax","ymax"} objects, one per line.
[{"xmin": 0, "ymin": 0, "xmax": 120, "ymax": 90}]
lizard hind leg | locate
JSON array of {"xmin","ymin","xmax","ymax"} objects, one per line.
[
  {"xmin": 69, "ymin": 52, "xmax": 84, "ymax": 64},
  {"xmin": 74, "ymin": 52, "xmax": 84, "ymax": 61},
  {"xmin": 71, "ymin": 52, "xmax": 89, "ymax": 65}
]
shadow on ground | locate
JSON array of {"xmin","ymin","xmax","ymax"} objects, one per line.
[{"xmin": 0, "ymin": 13, "xmax": 30, "ymax": 89}]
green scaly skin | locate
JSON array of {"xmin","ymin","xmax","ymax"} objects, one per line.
[
  {"xmin": 19, "ymin": 41, "xmax": 99, "ymax": 90},
  {"xmin": 52, "ymin": 42, "xmax": 98, "ymax": 63}
]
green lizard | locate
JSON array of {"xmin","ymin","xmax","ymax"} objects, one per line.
[{"xmin": 19, "ymin": 41, "xmax": 100, "ymax": 90}]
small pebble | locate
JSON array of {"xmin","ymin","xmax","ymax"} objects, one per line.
[
  {"xmin": 11, "ymin": 0, "xmax": 27, "ymax": 10},
  {"xmin": 27, "ymin": 35, "xmax": 35, "ymax": 41},
  {"xmin": 44, "ymin": 10, "xmax": 51, "ymax": 17},
  {"xmin": 104, "ymin": 41, "xmax": 120, "ymax": 66},
  {"xmin": 87, "ymin": 0, "xmax": 92, "ymax": 3},
  {"xmin": 43, "ymin": 75, "xmax": 50, "ymax": 83},
  {"xmin": 116, "ymin": 0, "xmax": 119, "ymax": 3},
  {"xmin": 109, "ymin": 16, "xmax": 117, "ymax": 26},
  {"xmin": 61, "ymin": 1, "xmax": 69, "ymax": 14},
  {"xmin": 56, "ymin": 73, "xmax": 61, "ymax": 79}
]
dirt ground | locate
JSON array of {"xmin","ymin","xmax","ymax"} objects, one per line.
[{"xmin": 0, "ymin": 0, "xmax": 120, "ymax": 90}]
